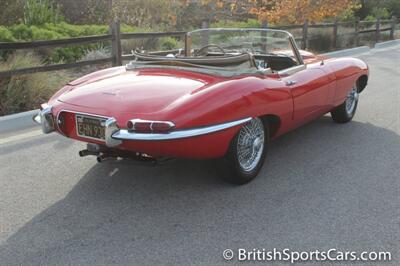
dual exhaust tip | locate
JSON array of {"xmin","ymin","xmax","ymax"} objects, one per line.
[{"xmin": 78, "ymin": 143, "xmax": 107, "ymax": 162}]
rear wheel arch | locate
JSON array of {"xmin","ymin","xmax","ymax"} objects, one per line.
[
  {"xmin": 357, "ymin": 75, "xmax": 368, "ymax": 93},
  {"xmin": 260, "ymin": 114, "xmax": 281, "ymax": 139}
]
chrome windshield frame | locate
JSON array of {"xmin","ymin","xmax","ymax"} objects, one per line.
[{"xmin": 185, "ymin": 28, "xmax": 304, "ymax": 65}]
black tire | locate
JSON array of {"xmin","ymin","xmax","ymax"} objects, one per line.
[
  {"xmin": 331, "ymin": 84, "xmax": 359, "ymax": 123},
  {"xmin": 218, "ymin": 118, "xmax": 268, "ymax": 185}
]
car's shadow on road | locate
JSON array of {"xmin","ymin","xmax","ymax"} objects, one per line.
[{"xmin": 1, "ymin": 116, "xmax": 399, "ymax": 265}]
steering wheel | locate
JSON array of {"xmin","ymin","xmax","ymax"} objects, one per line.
[{"xmin": 194, "ymin": 44, "xmax": 226, "ymax": 56}]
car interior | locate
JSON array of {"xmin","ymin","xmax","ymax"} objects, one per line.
[{"xmin": 132, "ymin": 47, "xmax": 298, "ymax": 73}]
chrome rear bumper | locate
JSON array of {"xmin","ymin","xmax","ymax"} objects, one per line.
[
  {"xmin": 111, "ymin": 117, "xmax": 251, "ymax": 141},
  {"xmin": 33, "ymin": 104, "xmax": 55, "ymax": 134},
  {"xmin": 33, "ymin": 104, "xmax": 251, "ymax": 147}
]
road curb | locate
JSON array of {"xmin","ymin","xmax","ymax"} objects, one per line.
[
  {"xmin": 322, "ymin": 46, "xmax": 370, "ymax": 57},
  {"xmin": 322, "ymin": 40, "xmax": 400, "ymax": 58},
  {"xmin": 0, "ymin": 109, "xmax": 39, "ymax": 136},
  {"xmin": 374, "ymin": 39, "xmax": 400, "ymax": 49},
  {"xmin": 0, "ymin": 109, "xmax": 39, "ymax": 122}
]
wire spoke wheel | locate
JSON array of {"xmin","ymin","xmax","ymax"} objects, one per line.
[
  {"xmin": 331, "ymin": 81, "xmax": 360, "ymax": 124},
  {"xmin": 236, "ymin": 118, "xmax": 265, "ymax": 172},
  {"xmin": 345, "ymin": 85, "xmax": 359, "ymax": 115}
]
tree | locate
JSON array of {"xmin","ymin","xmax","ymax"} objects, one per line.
[
  {"xmin": 181, "ymin": 0, "xmax": 361, "ymax": 26},
  {"xmin": 355, "ymin": 0, "xmax": 400, "ymax": 19},
  {"xmin": 247, "ymin": 0, "xmax": 360, "ymax": 25}
]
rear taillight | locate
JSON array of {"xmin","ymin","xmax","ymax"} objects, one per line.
[
  {"xmin": 127, "ymin": 119, "xmax": 174, "ymax": 133},
  {"xmin": 151, "ymin": 122, "xmax": 174, "ymax": 133},
  {"xmin": 131, "ymin": 121, "xmax": 152, "ymax": 133},
  {"xmin": 57, "ymin": 112, "xmax": 67, "ymax": 134}
]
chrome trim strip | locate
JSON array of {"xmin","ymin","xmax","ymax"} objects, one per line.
[{"xmin": 112, "ymin": 117, "xmax": 252, "ymax": 141}]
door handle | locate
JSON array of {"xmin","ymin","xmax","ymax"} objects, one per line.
[{"xmin": 285, "ymin": 80, "xmax": 297, "ymax": 86}]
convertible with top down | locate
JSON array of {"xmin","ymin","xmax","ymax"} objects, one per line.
[{"xmin": 34, "ymin": 28, "xmax": 369, "ymax": 184}]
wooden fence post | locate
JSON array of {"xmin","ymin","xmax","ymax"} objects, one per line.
[
  {"xmin": 390, "ymin": 16, "xmax": 397, "ymax": 40},
  {"xmin": 375, "ymin": 17, "xmax": 381, "ymax": 44},
  {"xmin": 302, "ymin": 19, "xmax": 308, "ymax": 50},
  {"xmin": 332, "ymin": 19, "xmax": 338, "ymax": 49},
  {"xmin": 354, "ymin": 17, "xmax": 360, "ymax": 47},
  {"xmin": 185, "ymin": 33, "xmax": 192, "ymax": 56},
  {"xmin": 201, "ymin": 19, "xmax": 209, "ymax": 46},
  {"xmin": 110, "ymin": 20, "xmax": 122, "ymax": 66}
]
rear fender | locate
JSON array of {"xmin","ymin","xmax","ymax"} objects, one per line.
[
  {"xmin": 164, "ymin": 76, "xmax": 293, "ymax": 137},
  {"xmin": 323, "ymin": 57, "xmax": 368, "ymax": 106}
]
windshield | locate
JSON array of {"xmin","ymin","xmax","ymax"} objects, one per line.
[
  {"xmin": 127, "ymin": 28, "xmax": 302, "ymax": 76},
  {"xmin": 188, "ymin": 28, "xmax": 298, "ymax": 59}
]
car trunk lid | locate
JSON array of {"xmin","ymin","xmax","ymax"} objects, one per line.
[{"xmin": 58, "ymin": 70, "xmax": 213, "ymax": 113}]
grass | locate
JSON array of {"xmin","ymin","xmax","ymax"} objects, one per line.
[{"xmin": 0, "ymin": 51, "xmax": 71, "ymax": 115}]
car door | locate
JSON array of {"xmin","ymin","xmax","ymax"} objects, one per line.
[{"xmin": 280, "ymin": 62, "xmax": 336, "ymax": 126}]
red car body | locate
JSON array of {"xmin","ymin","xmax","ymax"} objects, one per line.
[
  {"xmin": 36, "ymin": 29, "xmax": 369, "ymax": 167},
  {"xmin": 43, "ymin": 51, "xmax": 368, "ymax": 159}
]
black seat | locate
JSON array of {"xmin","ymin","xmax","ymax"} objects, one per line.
[{"xmin": 133, "ymin": 51, "xmax": 257, "ymax": 68}]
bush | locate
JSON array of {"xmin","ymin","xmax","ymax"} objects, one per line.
[
  {"xmin": 1, "ymin": 23, "xmax": 146, "ymax": 63},
  {"xmin": 23, "ymin": 0, "xmax": 63, "ymax": 25},
  {"xmin": 79, "ymin": 46, "xmax": 111, "ymax": 73},
  {"xmin": 211, "ymin": 19, "xmax": 261, "ymax": 28},
  {"xmin": 0, "ymin": 26, "xmax": 16, "ymax": 42},
  {"xmin": 159, "ymin": 37, "xmax": 179, "ymax": 50},
  {"xmin": 0, "ymin": 52, "xmax": 71, "ymax": 115}
]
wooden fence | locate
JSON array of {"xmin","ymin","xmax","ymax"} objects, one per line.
[
  {"xmin": 0, "ymin": 17, "xmax": 398, "ymax": 79},
  {"xmin": 275, "ymin": 16, "xmax": 398, "ymax": 50},
  {"xmin": 0, "ymin": 21, "xmax": 186, "ymax": 78}
]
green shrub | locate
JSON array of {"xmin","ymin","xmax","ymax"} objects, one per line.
[
  {"xmin": 0, "ymin": 52, "xmax": 71, "ymax": 115},
  {"xmin": 120, "ymin": 24, "xmax": 148, "ymax": 33},
  {"xmin": 211, "ymin": 19, "xmax": 261, "ymax": 28},
  {"xmin": 0, "ymin": 26, "xmax": 16, "ymax": 42},
  {"xmin": 2, "ymin": 22, "xmax": 187, "ymax": 63},
  {"xmin": 159, "ymin": 37, "xmax": 179, "ymax": 50},
  {"xmin": 364, "ymin": 15, "xmax": 377, "ymax": 22},
  {"xmin": 24, "ymin": 0, "xmax": 63, "ymax": 25},
  {"xmin": 371, "ymin": 7, "xmax": 390, "ymax": 19},
  {"xmin": 8, "ymin": 24, "xmax": 34, "ymax": 40},
  {"xmin": 31, "ymin": 25, "xmax": 64, "ymax": 40}
]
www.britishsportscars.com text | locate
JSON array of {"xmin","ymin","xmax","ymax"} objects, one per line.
[{"xmin": 222, "ymin": 248, "xmax": 392, "ymax": 263}]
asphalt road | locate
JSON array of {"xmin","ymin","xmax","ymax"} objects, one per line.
[{"xmin": 0, "ymin": 45, "xmax": 399, "ymax": 265}]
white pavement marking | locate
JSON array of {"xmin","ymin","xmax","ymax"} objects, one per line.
[{"xmin": 0, "ymin": 129, "xmax": 43, "ymax": 145}]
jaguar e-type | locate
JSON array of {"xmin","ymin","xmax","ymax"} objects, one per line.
[{"xmin": 34, "ymin": 28, "xmax": 369, "ymax": 184}]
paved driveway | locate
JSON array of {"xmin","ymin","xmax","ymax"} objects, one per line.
[{"xmin": 0, "ymin": 45, "xmax": 399, "ymax": 265}]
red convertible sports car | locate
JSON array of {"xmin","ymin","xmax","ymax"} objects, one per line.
[{"xmin": 34, "ymin": 28, "xmax": 368, "ymax": 184}]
